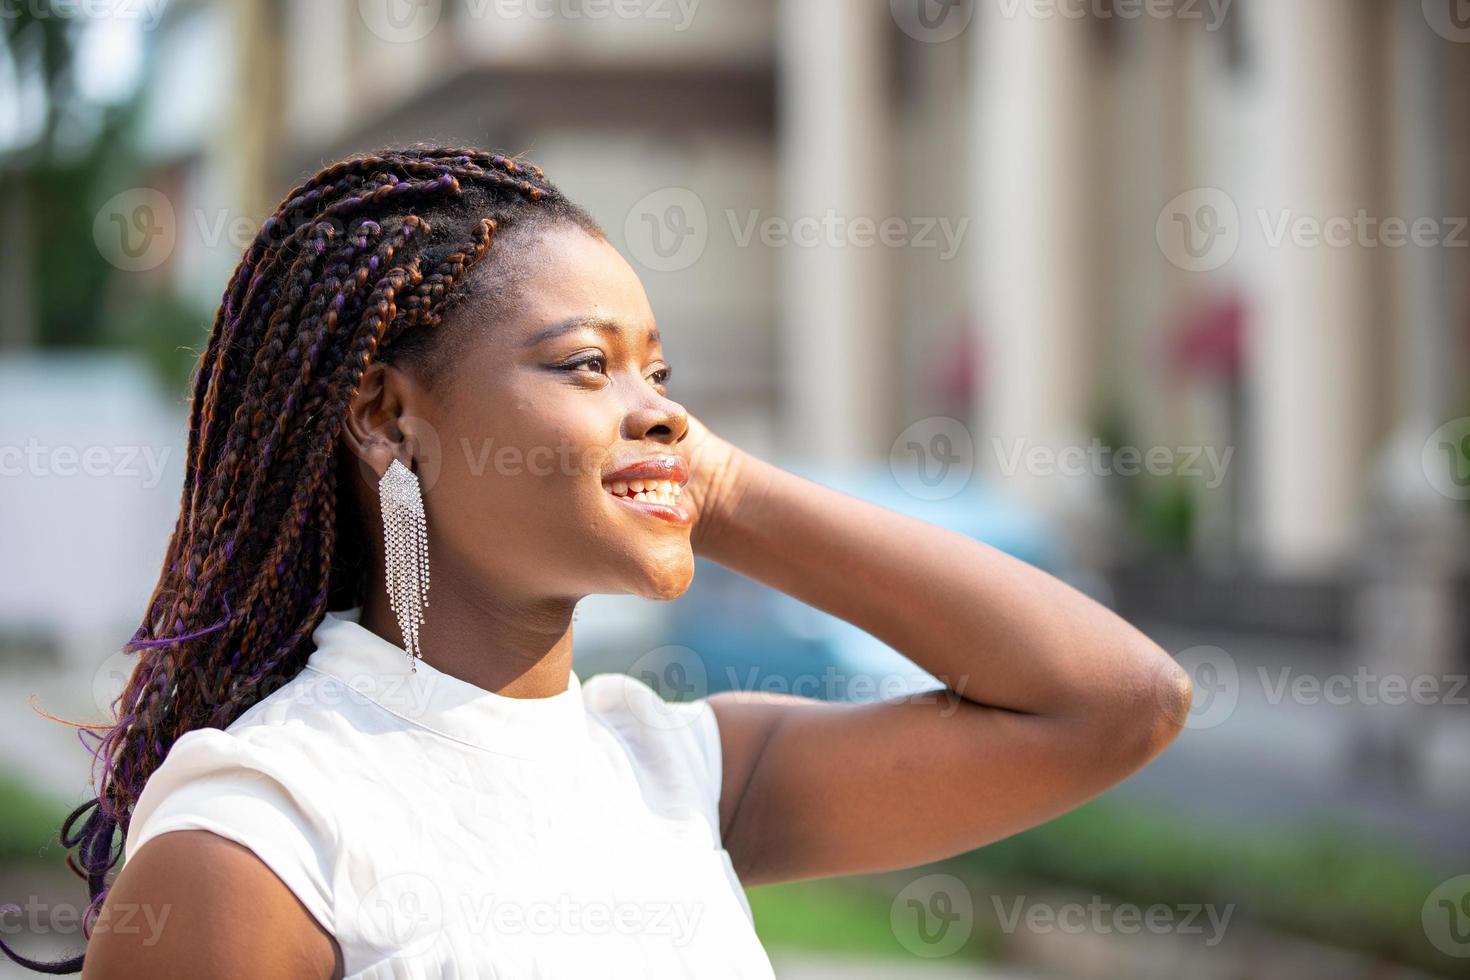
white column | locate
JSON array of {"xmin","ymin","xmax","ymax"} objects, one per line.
[
  {"xmin": 1352, "ymin": 1, "xmax": 1462, "ymax": 735},
  {"xmin": 1115, "ymin": 16, "xmax": 1191, "ymax": 451},
  {"xmin": 227, "ymin": 0, "xmax": 280, "ymax": 218},
  {"xmin": 1245, "ymin": 0, "xmax": 1377, "ymax": 575},
  {"xmin": 1385, "ymin": 3, "xmax": 1453, "ymax": 431},
  {"xmin": 775, "ymin": 0, "xmax": 893, "ymax": 467},
  {"xmin": 283, "ymin": 0, "xmax": 354, "ymax": 146},
  {"xmin": 970, "ymin": 5, "xmax": 1098, "ymax": 515},
  {"xmin": 1449, "ymin": 28, "xmax": 1470, "ymax": 390}
]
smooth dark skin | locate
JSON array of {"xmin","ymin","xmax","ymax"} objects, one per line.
[{"xmin": 84, "ymin": 224, "xmax": 1193, "ymax": 978}]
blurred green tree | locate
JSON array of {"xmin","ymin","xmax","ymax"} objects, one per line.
[{"xmin": 2, "ymin": 2, "xmax": 205, "ymax": 393}]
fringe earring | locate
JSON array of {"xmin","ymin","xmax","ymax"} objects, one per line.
[{"xmin": 379, "ymin": 458, "xmax": 430, "ymax": 671}]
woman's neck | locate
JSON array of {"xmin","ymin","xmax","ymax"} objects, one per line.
[{"xmin": 357, "ymin": 573, "xmax": 580, "ymax": 699}]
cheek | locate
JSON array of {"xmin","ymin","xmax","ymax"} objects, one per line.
[{"xmin": 427, "ymin": 403, "xmax": 611, "ymax": 533}]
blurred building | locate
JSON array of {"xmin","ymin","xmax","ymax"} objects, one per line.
[{"xmin": 128, "ymin": 0, "xmax": 1469, "ymax": 664}]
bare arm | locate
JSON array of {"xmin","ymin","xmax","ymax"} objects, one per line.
[
  {"xmin": 684, "ymin": 424, "xmax": 1193, "ymax": 886},
  {"xmin": 81, "ymin": 830, "xmax": 341, "ymax": 979}
]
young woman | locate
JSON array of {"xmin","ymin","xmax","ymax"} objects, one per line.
[{"xmin": 2, "ymin": 145, "xmax": 1191, "ymax": 978}]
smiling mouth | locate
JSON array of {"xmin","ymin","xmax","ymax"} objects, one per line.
[{"xmin": 603, "ymin": 479, "xmax": 683, "ymax": 507}]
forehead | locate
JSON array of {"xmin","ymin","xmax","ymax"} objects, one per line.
[{"xmin": 458, "ymin": 222, "xmax": 657, "ymax": 348}]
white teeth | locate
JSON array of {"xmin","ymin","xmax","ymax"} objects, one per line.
[{"xmin": 604, "ymin": 478, "xmax": 683, "ymax": 507}]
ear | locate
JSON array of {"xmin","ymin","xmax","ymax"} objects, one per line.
[{"xmin": 340, "ymin": 361, "xmax": 428, "ymax": 481}]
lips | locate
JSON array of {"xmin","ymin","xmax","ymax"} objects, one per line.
[
  {"xmin": 602, "ymin": 454, "xmax": 689, "ymax": 488},
  {"xmin": 602, "ymin": 454, "xmax": 691, "ymax": 526}
]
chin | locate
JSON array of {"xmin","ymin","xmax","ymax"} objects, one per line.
[{"xmin": 630, "ymin": 547, "xmax": 695, "ymax": 602}]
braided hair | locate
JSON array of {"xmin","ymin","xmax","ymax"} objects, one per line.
[{"xmin": 0, "ymin": 144, "xmax": 604, "ymax": 973}]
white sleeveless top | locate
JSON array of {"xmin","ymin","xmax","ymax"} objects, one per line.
[{"xmin": 123, "ymin": 607, "xmax": 777, "ymax": 979}]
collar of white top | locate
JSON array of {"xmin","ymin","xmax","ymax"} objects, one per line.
[{"xmin": 303, "ymin": 605, "xmax": 589, "ymax": 760}]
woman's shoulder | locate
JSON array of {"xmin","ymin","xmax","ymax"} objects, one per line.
[
  {"xmin": 113, "ymin": 732, "xmax": 343, "ymax": 977},
  {"xmin": 90, "ymin": 827, "xmax": 343, "ymax": 979},
  {"xmin": 120, "ymin": 672, "xmax": 354, "ymax": 939},
  {"xmin": 580, "ymin": 670, "xmax": 720, "ymax": 752},
  {"xmin": 123, "ymin": 657, "xmax": 404, "ymax": 859},
  {"xmin": 579, "ymin": 670, "xmax": 725, "ymax": 844}
]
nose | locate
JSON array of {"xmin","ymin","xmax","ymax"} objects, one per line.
[{"xmin": 623, "ymin": 392, "xmax": 689, "ymax": 446}]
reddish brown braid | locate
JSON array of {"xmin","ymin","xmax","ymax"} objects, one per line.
[{"xmin": 0, "ymin": 144, "xmax": 605, "ymax": 974}]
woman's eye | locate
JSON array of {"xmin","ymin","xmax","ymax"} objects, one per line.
[
  {"xmin": 564, "ymin": 355, "xmax": 606, "ymax": 374},
  {"xmin": 650, "ymin": 367, "xmax": 671, "ymax": 386}
]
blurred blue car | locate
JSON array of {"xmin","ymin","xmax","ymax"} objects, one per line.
[{"xmin": 660, "ymin": 463, "xmax": 1061, "ymax": 704}]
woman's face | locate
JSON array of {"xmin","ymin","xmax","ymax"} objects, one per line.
[{"xmin": 387, "ymin": 222, "xmax": 695, "ymax": 605}]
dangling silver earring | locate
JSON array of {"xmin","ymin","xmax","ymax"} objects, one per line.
[{"xmin": 379, "ymin": 458, "xmax": 430, "ymax": 671}]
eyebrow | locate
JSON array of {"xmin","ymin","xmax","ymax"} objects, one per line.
[{"xmin": 523, "ymin": 314, "xmax": 660, "ymax": 349}]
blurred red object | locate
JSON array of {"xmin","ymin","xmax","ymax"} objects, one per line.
[
  {"xmin": 933, "ymin": 315, "xmax": 980, "ymax": 412},
  {"xmin": 1172, "ymin": 290, "xmax": 1246, "ymax": 382}
]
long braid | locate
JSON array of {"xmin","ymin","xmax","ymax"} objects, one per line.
[{"xmin": 0, "ymin": 144, "xmax": 604, "ymax": 974}]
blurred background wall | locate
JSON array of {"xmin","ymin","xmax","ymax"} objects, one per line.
[{"xmin": 2, "ymin": 1, "xmax": 1468, "ymax": 977}]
